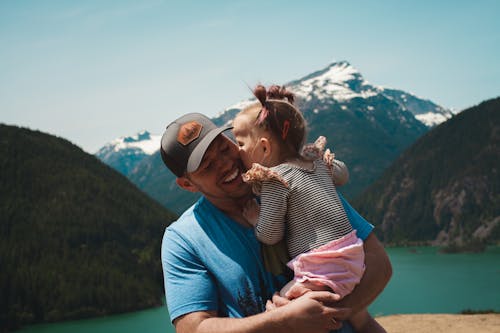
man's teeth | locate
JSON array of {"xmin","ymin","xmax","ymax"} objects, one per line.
[{"xmin": 224, "ymin": 169, "xmax": 239, "ymax": 183}]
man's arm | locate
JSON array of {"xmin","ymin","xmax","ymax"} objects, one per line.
[
  {"xmin": 174, "ymin": 291, "xmax": 350, "ymax": 333},
  {"xmin": 335, "ymin": 233, "xmax": 392, "ymax": 313},
  {"xmin": 336, "ymin": 193, "xmax": 392, "ymax": 313}
]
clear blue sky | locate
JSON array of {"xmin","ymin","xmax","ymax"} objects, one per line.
[{"xmin": 1, "ymin": 0, "xmax": 499, "ymax": 153}]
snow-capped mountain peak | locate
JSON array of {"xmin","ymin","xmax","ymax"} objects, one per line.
[
  {"xmin": 302, "ymin": 61, "xmax": 362, "ymax": 86},
  {"xmin": 106, "ymin": 130, "xmax": 161, "ymax": 155},
  {"xmin": 286, "ymin": 61, "xmax": 453, "ymax": 126},
  {"xmin": 289, "ymin": 61, "xmax": 379, "ymax": 102},
  {"xmin": 95, "ymin": 131, "xmax": 161, "ymax": 176}
]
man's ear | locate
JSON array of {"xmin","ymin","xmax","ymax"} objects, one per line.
[{"xmin": 176, "ymin": 176, "xmax": 198, "ymax": 193}]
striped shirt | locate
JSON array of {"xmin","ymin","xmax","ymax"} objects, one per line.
[{"xmin": 256, "ymin": 159, "xmax": 353, "ymax": 259}]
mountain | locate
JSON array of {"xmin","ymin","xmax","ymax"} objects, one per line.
[
  {"xmin": 287, "ymin": 61, "xmax": 453, "ymax": 125},
  {"xmin": 275, "ymin": 61, "xmax": 439, "ymax": 197},
  {"xmin": 95, "ymin": 130, "xmax": 161, "ymax": 176},
  {"xmin": 100, "ymin": 61, "xmax": 451, "ymax": 215},
  {"xmin": 352, "ymin": 97, "xmax": 500, "ymax": 248},
  {"xmin": 380, "ymin": 88, "xmax": 453, "ymax": 126},
  {"xmin": 215, "ymin": 61, "xmax": 452, "ymax": 128},
  {"xmin": 0, "ymin": 125, "xmax": 176, "ymax": 332}
]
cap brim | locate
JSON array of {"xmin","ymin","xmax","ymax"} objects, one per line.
[{"xmin": 186, "ymin": 125, "xmax": 232, "ymax": 173}]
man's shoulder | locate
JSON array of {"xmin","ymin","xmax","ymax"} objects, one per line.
[
  {"xmin": 162, "ymin": 201, "xmax": 198, "ymax": 239},
  {"xmin": 163, "ymin": 197, "xmax": 216, "ymax": 243}
]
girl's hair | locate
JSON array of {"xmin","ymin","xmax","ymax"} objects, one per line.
[{"xmin": 249, "ymin": 84, "xmax": 307, "ymax": 158}]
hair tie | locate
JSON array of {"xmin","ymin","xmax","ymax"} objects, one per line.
[{"xmin": 256, "ymin": 106, "xmax": 269, "ymax": 125}]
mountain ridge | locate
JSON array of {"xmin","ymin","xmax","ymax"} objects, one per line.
[
  {"xmin": 352, "ymin": 97, "xmax": 500, "ymax": 247},
  {"xmin": 0, "ymin": 124, "xmax": 176, "ymax": 331}
]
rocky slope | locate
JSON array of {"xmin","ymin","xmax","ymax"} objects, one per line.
[{"xmin": 353, "ymin": 97, "xmax": 500, "ymax": 247}]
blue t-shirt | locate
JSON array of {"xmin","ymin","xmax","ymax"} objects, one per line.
[{"xmin": 162, "ymin": 193, "xmax": 373, "ymax": 331}]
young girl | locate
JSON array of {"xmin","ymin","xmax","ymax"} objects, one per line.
[{"xmin": 232, "ymin": 84, "xmax": 386, "ymax": 333}]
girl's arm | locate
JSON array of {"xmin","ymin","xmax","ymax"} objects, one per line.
[
  {"xmin": 331, "ymin": 159, "xmax": 349, "ymax": 186},
  {"xmin": 254, "ymin": 180, "xmax": 288, "ymax": 245}
]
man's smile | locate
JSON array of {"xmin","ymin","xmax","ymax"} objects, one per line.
[{"xmin": 223, "ymin": 168, "xmax": 239, "ymax": 183}]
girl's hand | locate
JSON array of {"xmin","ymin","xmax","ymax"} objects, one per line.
[{"xmin": 265, "ymin": 292, "xmax": 291, "ymax": 311}]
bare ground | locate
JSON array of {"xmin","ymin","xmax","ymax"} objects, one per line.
[{"xmin": 376, "ymin": 313, "xmax": 500, "ymax": 333}]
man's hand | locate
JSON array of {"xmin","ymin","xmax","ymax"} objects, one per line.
[{"xmin": 273, "ymin": 291, "xmax": 351, "ymax": 333}]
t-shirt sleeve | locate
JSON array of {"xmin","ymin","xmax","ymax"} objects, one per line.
[
  {"xmin": 161, "ymin": 227, "xmax": 218, "ymax": 323},
  {"xmin": 338, "ymin": 193, "xmax": 374, "ymax": 240}
]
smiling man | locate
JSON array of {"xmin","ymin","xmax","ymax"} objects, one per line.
[{"xmin": 159, "ymin": 113, "xmax": 392, "ymax": 333}]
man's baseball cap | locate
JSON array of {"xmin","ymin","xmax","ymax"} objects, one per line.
[{"xmin": 160, "ymin": 113, "xmax": 232, "ymax": 177}]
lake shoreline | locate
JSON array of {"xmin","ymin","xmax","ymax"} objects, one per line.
[
  {"xmin": 14, "ymin": 246, "xmax": 500, "ymax": 333},
  {"xmin": 375, "ymin": 313, "xmax": 500, "ymax": 333}
]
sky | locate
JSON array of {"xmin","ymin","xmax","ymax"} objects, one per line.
[{"xmin": 1, "ymin": 0, "xmax": 499, "ymax": 154}]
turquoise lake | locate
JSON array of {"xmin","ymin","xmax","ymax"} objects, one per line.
[{"xmin": 16, "ymin": 246, "xmax": 500, "ymax": 333}]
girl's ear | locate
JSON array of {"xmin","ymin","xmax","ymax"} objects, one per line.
[
  {"xmin": 260, "ymin": 137, "xmax": 272, "ymax": 159},
  {"xmin": 176, "ymin": 176, "xmax": 198, "ymax": 193}
]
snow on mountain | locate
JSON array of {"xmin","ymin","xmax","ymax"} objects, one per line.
[
  {"xmin": 96, "ymin": 130, "xmax": 160, "ymax": 176},
  {"xmin": 414, "ymin": 112, "xmax": 451, "ymax": 126},
  {"xmin": 104, "ymin": 130, "xmax": 160, "ymax": 155},
  {"xmin": 380, "ymin": 88, "xmax": 453, "ymax": 127},
  {"xmin": 289, "ymin": 61, "xmax": 379, "ymax": 102},
  {"xmin": 286, "ymin": 61, "xmax": 452, "ymax": 126}
]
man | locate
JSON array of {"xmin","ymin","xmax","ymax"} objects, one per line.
[{"xmin": 160, "ymin": 113, "xmax": 392, "ymax": 333}]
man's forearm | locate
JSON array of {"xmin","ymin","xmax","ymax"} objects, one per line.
[
  {"xmin": 174, "ymin": 291, "xmax": 348, "ymax": 333},
  {"xmin": 175, "ymin": 309, "xmax": 286, "ymax": 333},
  {"xmin": 335, "ymin": 233, "xmax": 392, "ymax": 313}
]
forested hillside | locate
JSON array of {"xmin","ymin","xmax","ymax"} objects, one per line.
[
  {"xmin": 0, "ymin": 125, "xmax": 177, "ymax": 332},
  {"xmin": 353, "ymin": 97, "xmax": 500, "ymax": 248}
]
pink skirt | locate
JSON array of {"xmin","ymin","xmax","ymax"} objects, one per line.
[{"xmin": 287, "ymin": 230, "xmax": 365, "ymax": 298}]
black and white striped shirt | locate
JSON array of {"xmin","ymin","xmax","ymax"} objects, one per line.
[{"xmin": 256, "ymin": 159, "xmax": 352, "ymax": 259}]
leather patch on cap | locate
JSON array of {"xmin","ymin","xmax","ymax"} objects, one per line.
[{"xmin": 177, "ymin": 121, "xmax": 203, "ymax": 146}]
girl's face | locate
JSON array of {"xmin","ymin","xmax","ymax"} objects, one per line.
[{"xmin": 232, "ymin": 113, "xmax": 266, "ymax": 169}]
